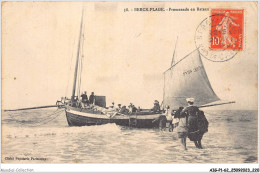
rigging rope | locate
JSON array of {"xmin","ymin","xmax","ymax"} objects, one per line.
[
  {"xmin": 77, "ymin": 33, "xmax": 84, "ymax": 97},
  {"xmin": 80, "ymin": 22, "xmax": 86, "ymax": 92},
  {"xmin": 65, "ymin": 38, "xmax": 76, "ymax": 97},
  {"xmin": 76, "ymin": 47, "xmax": 80, "ymax": 96},
  {"xmin": 77, "ymin": 52, "xmax": 82, "ymax": 97},
  {"xmin": 8, "ymin": 108, "xmax": 60, "ymax": 120},
  {"xmin": 26, "ymin": 110, "xmax": 64, "ymax": 127},
  {"xmin": 78, "ymin": 34, "xmax": 84, "ymax": 96},
  {"xmin": 7, "ymin": 109, "xmax": 64, "ymax": 127},
  {"xmin": 79, "ymin": 52, "xmax": 83, "ymax": 96}
]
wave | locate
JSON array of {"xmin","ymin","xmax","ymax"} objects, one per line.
[{"xmin": 3, "ymin": 123, "xmax": 121, "ymax": 139}]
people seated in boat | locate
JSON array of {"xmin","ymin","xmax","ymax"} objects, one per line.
[
  {"xmin": 151, "ymin": 100, "xmax": 161, "ymax": 113},
  {"xmin": 128, "ymin": 103, "xmax": 133, "ymax": 108},
  {"xmin": 128, "ymin": 105, "xmax": 133, "ymax": 114},
  {"xmin": 107, "ymin": 102, "xmax": 117, "ymax": 111},
  {"xmin": 59, "ymin": 97, "xmax": 64, "ymax": 104},
  {"xmin": 128, "ymin": 103, "xmax": 133, "ymax": 113},
  {"xmin": 62, "ymin": 97, "xmax": 71, "ymax": 106},
  {"xmin": 116, "ymin": 104, "xmax": 122, "ymax": 112},
  {"xmin": 89, "ymin": 92, "xmax": 95, "ymax": 105},
  {"xmin": 92, "ymin": 104, "xmax": 109, "ymax": 114},
  {"xmin": 128, "ymin": 103, "xmax": 137, "ymax": 114},
  {"xmin": 132, "ymin": 105, "xmax": 137, "ymax": 113},
  {"xmin": 102, "ymin": 103, "xmax": 119, "ymax": 117},
  {"xmin": 71, "ymin": 96, "xmax": 79, "ymax": 107},
  {"xmin": 108, "ymin": 105, "xmax": 115, "ymax": 111},
  {"xmin": 81, "ymin": 91, "xmax": 89, "ymax": 104},
  {"xmin": 76, "ymin": 98, "xmax": 82, "ymax": 108},
  {"xmin": 111, "ymin": 102, "xmax": 115, "ymax": 108},
  {"xmin": 119, "ymin": 105, "xmax": 128, "ymax": 114}
]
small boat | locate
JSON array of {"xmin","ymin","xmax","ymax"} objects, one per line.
[{"xmin": 65, "ymin": 10, "xmax": 233, "ymax": 128}]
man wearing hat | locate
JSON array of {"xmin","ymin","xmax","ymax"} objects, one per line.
[
  {"xmin": 182, "ymin": 98, "xmax": 200, "ymax": 116},
  {"xmin": 180, "ymin": 98, "xmax": 202, "ymax": 149}
]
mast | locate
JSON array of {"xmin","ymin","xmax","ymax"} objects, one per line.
[
  {"xmin": 171, "ymin": 36, "xmax": 178, "ymax": 66},
  {"xmin": 71, "ymin": 9, "xmax": 84, "ymax": 100}
]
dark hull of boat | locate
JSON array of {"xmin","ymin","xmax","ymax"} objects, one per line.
[{"xmin": 65, "ymin": 107, "xmax": 161, "ymax": 128}]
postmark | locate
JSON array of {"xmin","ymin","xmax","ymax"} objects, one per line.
[{"xmin": 195, "ymin": 9, "xmax": 244, "ymax": 62}]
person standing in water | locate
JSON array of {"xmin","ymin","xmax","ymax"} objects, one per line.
[
  {"xmin": 172, "ymin": 106, "xmax": 184, "ymax": 129},
  {"xmin": 165, "ymin": 106, "xmax": 173, "ymax": 132},
  {"xmin": 177, "ymin": 106, "xmax": 189, "ymax": 150},
  {"xmin": 195, "ymin": 110, "xmax": 209, "ymax": 149},
  {"xmin": 181, "ymin": 98, "xmax": 201, "ymax": 149}
]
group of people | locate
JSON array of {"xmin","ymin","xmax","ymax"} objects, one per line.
[
  {"xmin": 69, "ymin": 91, "xmax": 96, "ymax": 108},
  {"xmin": 164, "ymin": 98, "xmax": 209, "ymax": 150},
  {"xmin": 108, "ymin": 99, "xmax": 162, "ymax": 115},
  {"xmin": 108, "ymin": 102, "xmax": 140, "ymax": 115},
  {"xmin": 81, "ymin": 91, "xmax": 95, "ymax": 105}
]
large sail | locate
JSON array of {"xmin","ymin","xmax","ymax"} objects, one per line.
[{"xmin": 163, "ymin": 49, "xmax": 219, "ymax": 109}]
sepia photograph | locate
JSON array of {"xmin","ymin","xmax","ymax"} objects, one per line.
[{"xmin": 1, "ymin": 1, "xmax": 258, "ymax": 170}]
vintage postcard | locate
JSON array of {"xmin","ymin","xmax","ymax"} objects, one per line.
[{"xmin": 1, "ymin": 0, "xmax": 258, "ymax": 169}]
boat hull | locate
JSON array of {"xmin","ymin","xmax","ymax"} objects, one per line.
[{"xmin": 65, "ymin": 107, "xmax": 161, "ymax": 128}]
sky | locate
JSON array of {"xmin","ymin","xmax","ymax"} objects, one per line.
[{"xmin": 2, "ymin": 1, "xmax": 258, "ymax": 110}]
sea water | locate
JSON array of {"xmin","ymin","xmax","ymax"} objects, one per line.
[{"xmin": 1, "ymin": 108, "xmax": 258, "ymax": 163}]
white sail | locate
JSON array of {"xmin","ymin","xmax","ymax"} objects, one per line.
[{"xmin": 163, "ymin": 49, "xmax": 219, "ymax": 109}]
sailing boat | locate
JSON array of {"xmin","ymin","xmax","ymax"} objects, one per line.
[
  {"xmin": 64, "ymin": 11, "xmax": 234, "ymax": 128},
  {"xmin": 64, "ymin": 11, "xmax": 162, "ymax": 128}
]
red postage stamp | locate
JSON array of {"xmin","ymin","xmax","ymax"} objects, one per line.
[{"xmin": 211, "ymin": 9, "xmax": 244, "ymax": 50}]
